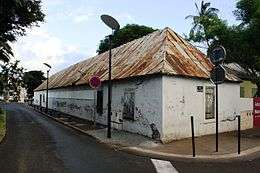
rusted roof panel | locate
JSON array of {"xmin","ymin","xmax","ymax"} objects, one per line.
[{"xmin": 35, "ymin": 27, "xmax": 240, "ymax": 91}]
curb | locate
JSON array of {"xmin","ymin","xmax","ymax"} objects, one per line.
[
  {"xmin": 27, "ymin": 105, "xmax": 260, "ymax": 162},
  {"xmin": 121, "ymin": 146, "xmax": 260, "ymax": 163}
]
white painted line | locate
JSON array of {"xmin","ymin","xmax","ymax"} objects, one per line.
[{"xmin": 151, "ymin": 159, "xmax": 179, "ymax": 173}]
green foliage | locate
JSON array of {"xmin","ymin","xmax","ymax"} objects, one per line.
[
  {"xmin": 0, "ymin": 60, "xmax": 24, "ymax": 101},
  {"xmin": 185, "ymin": 1, "xmax": 222, "ymax": 47},
  {"xmin": 0, "ymin": 0, "xmax": 45, "ymax": 62},
  {"xmin": 0, "ymin": 108, "xmax": 6, "ymax": 142},
  {"xmin": 97, "ymin": 24, "xmax": 156, "ymax": 54},
  {"xmin": 234, "ymin": 0, "xmax": 260, "ymax": 24},
  {"xmin": 23, "ymin": 71, "xmax": 46, "ymax": 99}
]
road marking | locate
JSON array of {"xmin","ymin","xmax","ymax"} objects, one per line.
[{"xmin": 151, "ymin": 159, "xmax": 179, "ymax": 173}]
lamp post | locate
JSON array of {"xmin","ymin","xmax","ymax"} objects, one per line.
[
  {"xmin": 101, "ymin": 14, "xmax": 120, "ymax": 138},
  {"xmin": 43, "ymin": 63, "xmax": 51, "ymax": 113}
]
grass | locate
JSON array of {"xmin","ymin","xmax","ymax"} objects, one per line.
[{"xmin": 0, "ymin": 108, "xmax": 6, "ymax": 142}]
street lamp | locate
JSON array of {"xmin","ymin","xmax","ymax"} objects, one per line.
[
  {"xmin": 43, "ymin": 63, "xmax": 51, "ymax": 113},
  {"xmin": 101, "ymin": 14, "xmax": 120, "ymax": 138}
]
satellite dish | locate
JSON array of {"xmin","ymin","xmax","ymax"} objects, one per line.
[
  {"xmin": 209, "ymin": 46, "xmax": 226, "ymax": 65},
  {"xmin": 101, "ymin": 15, "xmax": 120, "ymax": 31}
]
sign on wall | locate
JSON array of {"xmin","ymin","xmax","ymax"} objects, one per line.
[{"xmin": 197, "ymin": 86, "xmax": 203, "ymax": 92}]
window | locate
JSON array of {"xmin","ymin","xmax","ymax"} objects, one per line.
[
  {"xmin": 96, "ymin": 90, "xmax": 103, "ymax": 115},
  {"xmin": 252, "ymin": 88, "xmax": 257, "ymax": 98},
  {"xmin": 240, "ymin": 87, "xmax": 245, "ymax": 98},
  {"xmin": 205, "ymin": 86, "xmax": 215, "ymax": 120},
  {"xmin": 43, "ymin": 94, "xmax": 45, "ymax": 102},
  {"xmin": 123, "ymin": 89, "xmax": 135, "ymax": 120},
  {"xmin": 39, "ymin": 94, "xmax": 42, "ymax": 106}
]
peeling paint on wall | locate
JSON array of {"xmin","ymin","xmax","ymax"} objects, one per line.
[
  {"xmin": 34, "ymin": 76, "xmax": 163, "ymax": 140},
  {"xmin": 135, "ymin": 106, "xmax": 161, "ymax": 139}
]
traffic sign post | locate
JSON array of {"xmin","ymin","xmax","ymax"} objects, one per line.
[
  {"xmin": 209, "ymin": 46, "xmax": 226, "ymax": 153},
  {"xmin": 210, "ymin": 65, "xmax": 226, "ymax": 84},
  {"xmin": 89, "ymin": 76, "xmax": 101, "ymax": 127},
  {"xmin": 209, "ymin": 46, "xmax": 226, "ymax": 66}
]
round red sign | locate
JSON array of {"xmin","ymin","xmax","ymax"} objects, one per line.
[{"xmin": 89, "ymin": 76, "xmax": 101, "ymax": 89}]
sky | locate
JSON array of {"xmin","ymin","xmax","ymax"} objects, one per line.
[{"xmin": 11, "ymin": 0, "xmax": 238, "ymax": 75}]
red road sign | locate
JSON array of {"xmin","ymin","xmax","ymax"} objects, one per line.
[
  {"xmin": 89, "ymin": 76, "xmax": 101, "ymax": 89},
  {"xmin": 253, "ymin": 97, "xmax": 260, "ymax": 128}
]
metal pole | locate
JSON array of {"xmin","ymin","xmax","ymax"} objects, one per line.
[
  {"xmin": 238, "ymin": 115, "xmax": 241, "ymax": 154},
  {"xmin": 216, "ymin": 82, "xmax": 218, "ymax": 152},
  {"xmin": 107, "ymin": 34, "xmax": 112, "ymax": 138},
  {"xmin": 191, "ymin": 116, "xmax": 196, "ymax": 157},
  {"xmin": 46, "ymin": 70, "xmax": 49, "ymax": 113}
]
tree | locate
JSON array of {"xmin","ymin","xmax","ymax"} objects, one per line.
[
  {"xmin": 186, "ymin": 0, "xmax": 260, "ymax": 96},
  {"xmin": 0, "ymin": 60, "xmax": 24, "ymax": 101},
  {"xmin": 97, "ymin": 24, "xmax": 156, "ymax": 54},
  {"xmin": 185, "ymin": 1, "xmax": 223, "ymax": 48},
  {"xmin": 0, "ymin": 0, "xmax": 45, "ymax": 62},
  {"xmin": 221, "ymin": 0, "xmax": 260, "ymax": 96},
  {"xmin": 23, "ymin": 71, "xmax": 46, "ymax": 99}
]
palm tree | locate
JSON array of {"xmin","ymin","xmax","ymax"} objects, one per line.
[{"xmin": 186, "ymin": 1, "xmax": 219, "ymax": 47}]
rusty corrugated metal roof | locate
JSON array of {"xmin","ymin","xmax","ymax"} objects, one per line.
[{"xmin": 35, "ymin": 27, "xmax": 240, "ymax": 91}]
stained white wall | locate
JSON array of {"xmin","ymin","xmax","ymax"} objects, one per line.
[
  {"xmin": 34, "ymin": 75, "xmax": 253, "ymax": 142},
  {"xmin": 34, "ymin": 76, "xmax": 163, "ymax": 138},
  {"xmin": 162, "ymin": 76, "xmax": 253, "ymax": 143}
]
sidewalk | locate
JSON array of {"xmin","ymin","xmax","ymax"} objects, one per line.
[
  {"xmin": 86, "ymin": 128, "xmax": 260, "ymax": 157},
  {"xmin": 29, "ymin": 105, "xmax": 260, "ymax": 161}
]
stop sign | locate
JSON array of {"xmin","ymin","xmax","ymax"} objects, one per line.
[{"xmin": 89, "ymin": 76, "xmax": 101, "ymax": 89}]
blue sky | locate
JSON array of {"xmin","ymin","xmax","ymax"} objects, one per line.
[{"xmin": 12, "ymin": 0, "xmax": 238, "ymax": 74}]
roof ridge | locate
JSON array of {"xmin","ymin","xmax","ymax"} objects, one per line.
[{"xmin": 160, "ymin": 28, "xmax": 170, "ymax": 73}]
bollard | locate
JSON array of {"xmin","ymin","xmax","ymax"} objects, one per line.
[
  {"xmin": 238, "ymin": 115, "xmax": 241, "ymax": 154},
  {"xmin": 191, "ymin": 116, "xmax": 196, "ymax": 157}
]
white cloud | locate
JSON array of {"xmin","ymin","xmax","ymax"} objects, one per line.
[
  {"xmin": 74, "ymin": 14, "xmax": 92, "ymax": 23},
  {"xmin": 11, "ymin": 28, "xmax": 84, "ymax": 74},
  {"xmin": 48, "ymin": 6, "xmax": 96, "ymax": 24},
  {"xmin": 117, "ymin": 13, "xmax": 138, "ymax": 24}
]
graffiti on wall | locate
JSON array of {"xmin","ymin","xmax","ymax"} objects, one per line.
[
  {"xmin": 84, "ymin": 105, "xmax": 94, "ymax": 115},
  {"xmin": 67, "ymin": 103, "xmax": 81, "ymax": 111},
  {"xmin": 56, "ymin": 101, "xmax": 67, "ymax": 108}
]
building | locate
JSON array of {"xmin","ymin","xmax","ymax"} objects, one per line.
[
  {"xmin": 225, "ymin": 63, "xmax": 257, "ymax": 98},
  {"xmin": 1, "ymin": 87, "xmax": 27, "ymax": 103},
  {"xmin": 34, "ymin": 27, "xmax": 253, "ymax": 143}
]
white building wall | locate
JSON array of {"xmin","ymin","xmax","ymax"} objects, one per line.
[
  {"xmin": 162, "ymin": 76, "xmax": 252, "ymax": 143},
  {"xmin": 239, "ymin": 98, "xmax": 253, "ymax": 130},
  {"xmin": 34, "ymin": 76, "xmax": 163, "ymax": 138},
  {"xmin": 34, "ymin": 75, "xmax": 253, "ymax": 142}
]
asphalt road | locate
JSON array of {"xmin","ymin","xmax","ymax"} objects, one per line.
[
  {"xmin": 0, "ymin": 104, "xmax": 156, "ymax": 173},
  {"xmin": 0, "ymin": 103, "xmax": 260, "ymax": 173}
]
